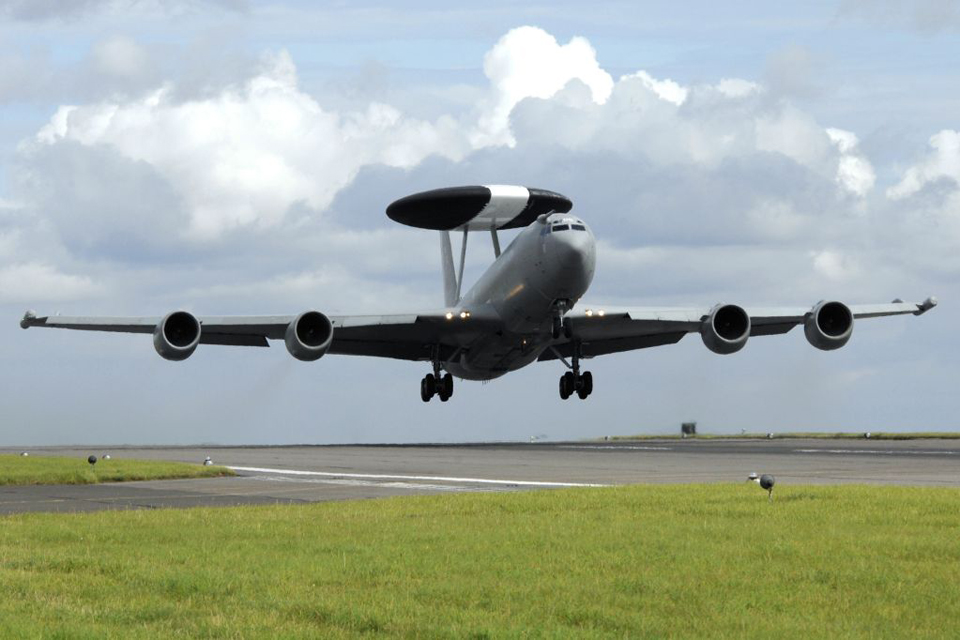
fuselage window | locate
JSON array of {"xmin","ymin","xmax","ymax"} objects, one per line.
[
  {"xmin": 553, "ymin": 224, "xmax": 570, "ymax": 231},
  {"xmin": 571, "ymin": 224, "xmax": 586, "ymax": 231}
]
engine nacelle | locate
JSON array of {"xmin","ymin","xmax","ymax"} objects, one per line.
[
  {"xmin": 285, "ymin": 311, "xmax": 334, "ymax": 361},
  {"xmin": 805, "ymin": 300, "xmax": 853, "ymax": 351},
  {"xmin": 153, "ymin": 310, "xmax": 201, "ymax": 361},
  {"xmin": 700, "ymin": 304, "xmax": 750, "ymax": 355}
]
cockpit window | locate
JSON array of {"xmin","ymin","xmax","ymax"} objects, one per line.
[
  {"xmin": 552, "ymin": 224, "xmax": 570, "ymax": 231},
  {"xmin": 571, "ymin": 224, "xmax": 586, "ymax": 231}
]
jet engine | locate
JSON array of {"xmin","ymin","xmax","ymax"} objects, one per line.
[
  {"xmin": 153, "ymin": 310, "xmax": 201, "ymax": 361},
  {"xmin": 804, "ymin": 301, "xmax": 853, "ymax": 351},
  {"xmin": 700, "ymin": 304, "xmax": 750, "ymax": 355},
  {"xmin": 285, "ymin": 311, "xmax": 334, "ymax": 361}
]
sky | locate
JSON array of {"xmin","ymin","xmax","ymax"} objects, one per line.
[{"xmin": 0, "ymin": 0, "xmax": 957, "ymax": 445}]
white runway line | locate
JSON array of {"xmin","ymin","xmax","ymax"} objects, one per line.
[
  {"xmin": 248, "ymin": 474, "xmax": 497, "ymax": 493},
  {"xmin": 228, "ymin": 466, "xmax": 607, "ymax": 488},
  {"xmin": 795, "ymin": 448, "xmax": 958, "ymax": 456},
  {"xmin": 558, "ymin": 445, "xmax": 673, "ymax": 451}
]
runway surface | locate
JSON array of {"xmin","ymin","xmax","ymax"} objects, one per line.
[{"xmin": 2, "ymin": 439, "xmax": 957, "ymax": 514}]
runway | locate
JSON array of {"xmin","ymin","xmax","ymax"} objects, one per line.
[{"xmin": 2, "ymin": 439, "xmax": 957, "ymax": 514}]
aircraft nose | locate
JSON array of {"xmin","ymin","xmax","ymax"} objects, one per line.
[{"xmin": 551, "ymin": 228, "xmax": 595, "ymax": 274}]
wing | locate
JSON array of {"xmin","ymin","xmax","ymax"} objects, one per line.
[
  {"xmin": 539, "ymin": 297, "xmax": 939, "ymax": 361},
  {"xmin": 20, "ymin": 310, "xmax": 482, "ymax": 362}
]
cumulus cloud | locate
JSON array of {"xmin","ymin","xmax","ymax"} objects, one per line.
[
  {"xmin": 826, "ymin": 128, "xmax": 876, "ymax": 197},
  {"xmin": 22, "ymin": 25, "xmax": 880, "ymax": 252},
  {"xmin": 887, "ymin": 130, "xmax": 960, "ymax": 199},
  {"xmin": 32, "ymin": 50, "xmax": 467, "ymax": 239},
  {"xmin": 473, "ymin": 26, "xmax": 614, "ymax": 147}
]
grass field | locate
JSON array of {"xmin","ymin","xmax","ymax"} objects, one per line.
[
  {"xmin": 605, "ymin": 431, "xmax": 960, "ymax": 441},
  {"xmin": 1, "ymin": 484, "xmax": 957, "ymax": 638},
  {"xmin": 0, "ymin": 454, "xmax": 234, "ymax": 486}
]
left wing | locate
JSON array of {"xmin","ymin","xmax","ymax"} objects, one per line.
[{"xmin": 540, "ymin": 297, "xmax": 939, "ymax": 361}]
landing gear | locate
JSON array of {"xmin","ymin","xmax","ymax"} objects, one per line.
[
  {"xmin": 559, "ymin": 370, "xmax": 593, "ymax": 400},
  {"xmin": 557, "ymin": 341, "xmax": 593, "ymax": 400},
  {"xmin": 551, "ymin": 300, "xmax": 573, "ymax": 340},
  {"xmin": 421, "ymin": 349, "xmax": 454, "ymax": 403}
]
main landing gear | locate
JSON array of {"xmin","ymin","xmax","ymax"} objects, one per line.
[
  {"xmin": 558, "ymin": 341, "xmax": 593, "ymax": 400},
  {"xmin": 421, "ymin": 348, "xmax": 454, "ymax": 402}
]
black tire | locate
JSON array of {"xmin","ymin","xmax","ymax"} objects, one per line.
[
  {"xmin": 576, "ymin": 383, "xmax": 589, "ymax": 400},
  {"xmin": 420, "ymin": 377, "xmax": 432, "ymax": 402},
  {"xmin": 425, "ymin": 373, "xmax": 436, "ymax": 396},
  {"xmin": 442, "ymin": 373, "xmax": 454, "ymax": 398},
  {"xmin": 582, "ymin": 371, "xmax": 593, "ymax": 396},
  {"xmin": 560, "ymin": 371, "xmax": 575, "ymax": 399},
  {"xmin": 552, "ymin": 316, "xmax": 562, "ymax": 340}
]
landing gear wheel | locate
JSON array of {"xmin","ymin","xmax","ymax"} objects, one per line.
[
  {"xmin": 559, "ymin": 371, "xmax": 575, "ymax": 399},
  {"xmin": 581, "ymin": 371, "xmax": 593, "ymax": 396},
  {"xmin": 442, "ymin": 373, "xmax": 454, "ymax": 398},
  {"xmin": 421, "ymin": 373, "xmax": 437, "ymax": 402},
  {"xmin": 576, "ymin": 380, "xmax": 589, "ymax": 399},
  {"xmin": 437, "ymin": 373, "xmax": 453, "ymax": 402}
]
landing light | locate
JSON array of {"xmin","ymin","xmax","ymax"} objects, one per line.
[
  {"xmin": 598, "ymin": 309, "xmax": 605, "ymax": 317},
  {"xmin": 586, "ymin": 309, "xmax": 593, "ymax": 317},
  {"xmin": 445, "ymin": 312, "xmax": 454, "ymax": 320}
]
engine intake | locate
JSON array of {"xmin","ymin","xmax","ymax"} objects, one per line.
[
  {"xmin": 701, "ymin": 304, "xmax": 750, "ymax": 355},
  {"xmin": 805, "ymin": 301, "xmax": 853, "ymax": 351},
  {"xmin": 285, "ymin": 311, "xmax": 334, "ymax": 361},
  {"xmin": 153, "ymin": 310, "xmax": 201, "ymax": 361}
]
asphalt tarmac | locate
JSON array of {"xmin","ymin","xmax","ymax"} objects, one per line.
[{"xmin": 1, "ymin": 439, "xmax": 957, "ymax": 514}]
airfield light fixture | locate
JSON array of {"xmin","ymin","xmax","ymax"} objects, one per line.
[
  {"xmin": 20, "ymin": 452, "xmax": 28, "ymax": 457},
  {"xmin": 203, "ymin": 457, "xmax": 213, "ymax": 466},
  {"xmin": 88, "ymin": 455, "xmax": 97, "ymax": 466},
  {"xmin": 103, "ymin": 454, "xmax": 111, "ymax": 460}
]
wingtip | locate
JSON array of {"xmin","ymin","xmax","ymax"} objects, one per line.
[
  {"xmin": 917, "ymin": 296, "xmax": 938, "ymax": 314},
  {"xmin": 20, "ymin": 310, "xmax": 36, "ymax": 329}
]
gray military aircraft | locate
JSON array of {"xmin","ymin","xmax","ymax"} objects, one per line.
[{"xmin": 21, "ymin": 185, "xmax": 938, "ymax": 402}]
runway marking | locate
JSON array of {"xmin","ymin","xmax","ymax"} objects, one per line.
[
  {"xmin": 795, "ymin": 448, "xmax": 958, "ymax": 456},
  {"xmin": 228, "ymin": 466, "xmax": 607, "ymax": 488},
  {"xmin": 248, "ymin": 475, "xmax": 501, "ymax": 493},
  {"xmin": 558, "ymin": 445, "xmax": 673, "ymax": 451}
]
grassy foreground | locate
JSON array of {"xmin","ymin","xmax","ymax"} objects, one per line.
[
  {"xmin": 0, "ymin": 454, "xmax": 234, "ymax": 486},
  {"xmin": 605, "ymin": 431, "xmax": 960, "ymax": 441},
  {"xmin": 1, "ymin": 485, "xmax": 958, "ymax": 638}
]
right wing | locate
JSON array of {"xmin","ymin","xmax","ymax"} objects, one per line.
[{"xmin": 20, "ymin": 310, "xmax": 492, "ymax": 362}]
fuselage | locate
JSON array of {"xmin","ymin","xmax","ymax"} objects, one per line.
[{"xmin": 446, "ymin": 214, "xmax": 597, "ymax": 380}]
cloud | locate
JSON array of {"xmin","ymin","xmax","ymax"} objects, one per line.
[
  {"xmin": 0, "ymin": 263, "xmax": 103, "ymax": 303},
  {"xmin": 30, "ymin": 50, "xmax": 467, "ymax": 239},
  {"xmin": 887, "ymin": 130, "xmax": 960, "ymax": 199},
  {"xmin": 473, "ymin": 26, "xmax": 614, "ymax": 147},
  {"xmin": 0, "ymin": 0, "xmax": 246, "ymax": 22},
  {"xmin": 826, "ymin": 128, "xmax": 876, "ymax": 197},
  {"xmin": 838, "ymin": 0, "xmax": 960, "ymax": 33}
]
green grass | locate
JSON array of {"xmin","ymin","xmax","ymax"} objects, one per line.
[
  {"xmin": 603, "ymin": 431, "xmax": 960, "ymax": 441},
  {"xmin": 0, "ymin": 454, "xmax": 234, "ymax": 486},
  {"xmin": 1, "ymin": 484, "xmax": 958, "ymax": 638}
]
